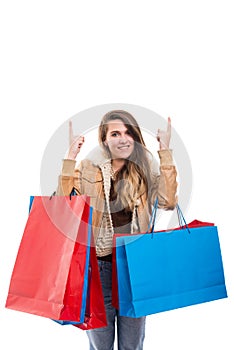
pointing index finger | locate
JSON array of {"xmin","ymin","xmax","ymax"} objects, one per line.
[
  {"xmin": 167, "ymin": 116, "xmax": 171, "ymax": 134},
  {"xmin": 69, "ymin": 120, "xmax": 74, "ymax": 145}
]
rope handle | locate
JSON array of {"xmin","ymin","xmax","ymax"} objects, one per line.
[
  {"xmin": 147, "ymin": 197, "xmax": 191, "ymax": 234},
  {"xmin": 49, "ymin": 188, "xmax": 77, "ymax": 200}
]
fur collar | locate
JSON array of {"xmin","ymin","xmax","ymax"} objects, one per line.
[
  {"xmin": 85, "ymin": 145, "xmax": 159, "ymax": 173},
  {"xmin": 85, "ymin": 146, "xmax": 110, "ymax": 167}
]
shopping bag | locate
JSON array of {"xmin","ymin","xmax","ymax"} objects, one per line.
[
  {"xmin": 48, "ymin": 192, "xmax": 107, "ymax": 330},
  {"xmin": 54, "ymin": 233, "xmax": 107, "ymax": 330},
  {"xmin": 74, "ymin": 233, "xmax": 107, "ymax": 330},
  {"xmin": 114, "ymin": 202, "xmax": 227, "ymax": 317},
  {"xmin": 112, "ymin": 219, "xmax": 216, "ymax": 310},
  {"xmin": 6, "ymin": 195, "xmax": 92, "ymax": 322}
]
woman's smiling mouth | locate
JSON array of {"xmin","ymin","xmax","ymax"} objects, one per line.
[{"xmin": 118, "ymin": 145, "xmax": 130, "ymax": 149}]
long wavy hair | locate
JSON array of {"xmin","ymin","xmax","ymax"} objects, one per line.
[{"xmin": 98, "ymin": 110, "xmax": 153, "ymax": 211}]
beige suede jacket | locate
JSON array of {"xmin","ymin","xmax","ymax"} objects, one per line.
[{"xmin": 57, "ymin": 147, "xmax": 177, "ymax": 256}]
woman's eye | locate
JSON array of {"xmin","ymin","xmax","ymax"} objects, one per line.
[{"xmin": 111, "ymin": 132, "xmax": 119, "ymax": 137}]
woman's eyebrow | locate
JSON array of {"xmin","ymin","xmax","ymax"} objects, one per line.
[
  {"xmin": 110, "ymin": 130, "xmax": 120, "ymax": 133},
  {"xmin": 110, "ymin": 129, "xmax": 129, "ymax": 133}
]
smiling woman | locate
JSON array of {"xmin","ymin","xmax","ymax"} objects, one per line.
[
  {"xmin": 56, "ymin": 109, "xmax": 177, "ymax": 350},
  {"xmin": 104, "ymin": 119, "xmax": 135, "ymax": 166}
]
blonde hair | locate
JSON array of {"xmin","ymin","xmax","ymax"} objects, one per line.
[{"xmin": 98, "ymin": 110, "xmax": 153, "ymax": 211}]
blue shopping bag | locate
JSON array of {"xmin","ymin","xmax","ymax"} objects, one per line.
[{"xmin": 115, "ymin": 201, "xmax": 227, "ymax": 318}]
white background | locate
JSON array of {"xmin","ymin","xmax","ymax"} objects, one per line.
[{"xmin": 0, "ymin": 1, "xmax": 233, "ymax": 349}]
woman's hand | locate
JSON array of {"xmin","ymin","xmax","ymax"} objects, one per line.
[
  {"xmin": 67, "ymin": 120, "xmax": 85, "ymax": 160},
  {"xmin": 156, "ymin": 117, "xmax": 171, "ymax": 150}
]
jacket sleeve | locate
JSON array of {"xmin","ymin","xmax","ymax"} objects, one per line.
[
  {"xmin": 151, "ymin": 149, "xmax": 178, "ymax": 210},
  {"xmin": 56, "ymin": 159, "xmax": 82, "ymax": 196}
]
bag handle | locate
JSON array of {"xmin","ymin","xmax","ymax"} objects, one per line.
[
  {"xmin": 147, "ymin": 197, "xmax": 191, "ymax": 234},
  {"xmin": 49, "ymin": 188, "xmax": 77, "ymax": 200}
]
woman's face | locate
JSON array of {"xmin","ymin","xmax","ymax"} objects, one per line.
[{"xmin": 105, "ymin": 119, "xmax": 135, "ymax": 160}]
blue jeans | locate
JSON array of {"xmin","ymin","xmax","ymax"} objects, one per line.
[{"xmin": 87, "ymin": 260, "xmax": 146, "ymax": 350}]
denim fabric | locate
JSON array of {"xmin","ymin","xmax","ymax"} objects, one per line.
[{"xmin": 87, "ymin": 260, "xmax": 146, "ymax": 350}]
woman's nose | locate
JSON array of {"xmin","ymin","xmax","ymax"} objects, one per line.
[{"xmin": 119, "ymin": 135, "xmax": 128, "ymax": 143}]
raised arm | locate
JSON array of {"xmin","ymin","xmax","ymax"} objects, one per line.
[
  {"xmin": 57, "ymin": 121, "xmax": 85, "ymax": 196},
  {"xmin": 154, "ymin": 117, "xmax": 177, "ymax": 209},
  {"xmin": 67, "ymin": 120, "xmax": 85, "ymax": 160},
  {"xmin": 156, "ymin": 116, "xmax": 171, "ymax": 150}
]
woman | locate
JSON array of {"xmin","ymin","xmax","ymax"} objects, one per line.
[{"xmin": 57, "ymin": 110, "xmax": 177, "ymax": 350}]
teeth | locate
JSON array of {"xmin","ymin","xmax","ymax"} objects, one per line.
[{"xmin": 118, "ymin": 145, "xmax": 129, "ymax": 149}]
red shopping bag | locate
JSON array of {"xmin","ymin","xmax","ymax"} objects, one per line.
[
  {"xmin": 54, "ymin": 232, "xmax": 107, "ymax": 330},
  {"xmin": 6, "ymin": 195, "xmax": 91, "ymax": 321},
  {"xmin": 112, "ymin": 219, "xmax": 215, "ymax": 310},
  {"xmin": 74, "ymin": 234, "xmax": 107, "ymax": 330}
]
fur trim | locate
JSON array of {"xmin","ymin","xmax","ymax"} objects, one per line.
[
  {"xmin": 85, "ymin": 146, "xmax": 110, "ymax": 167},
  {"xmin": 85, "ymin": 145, "xmax": 159, "ymax": 173}
]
